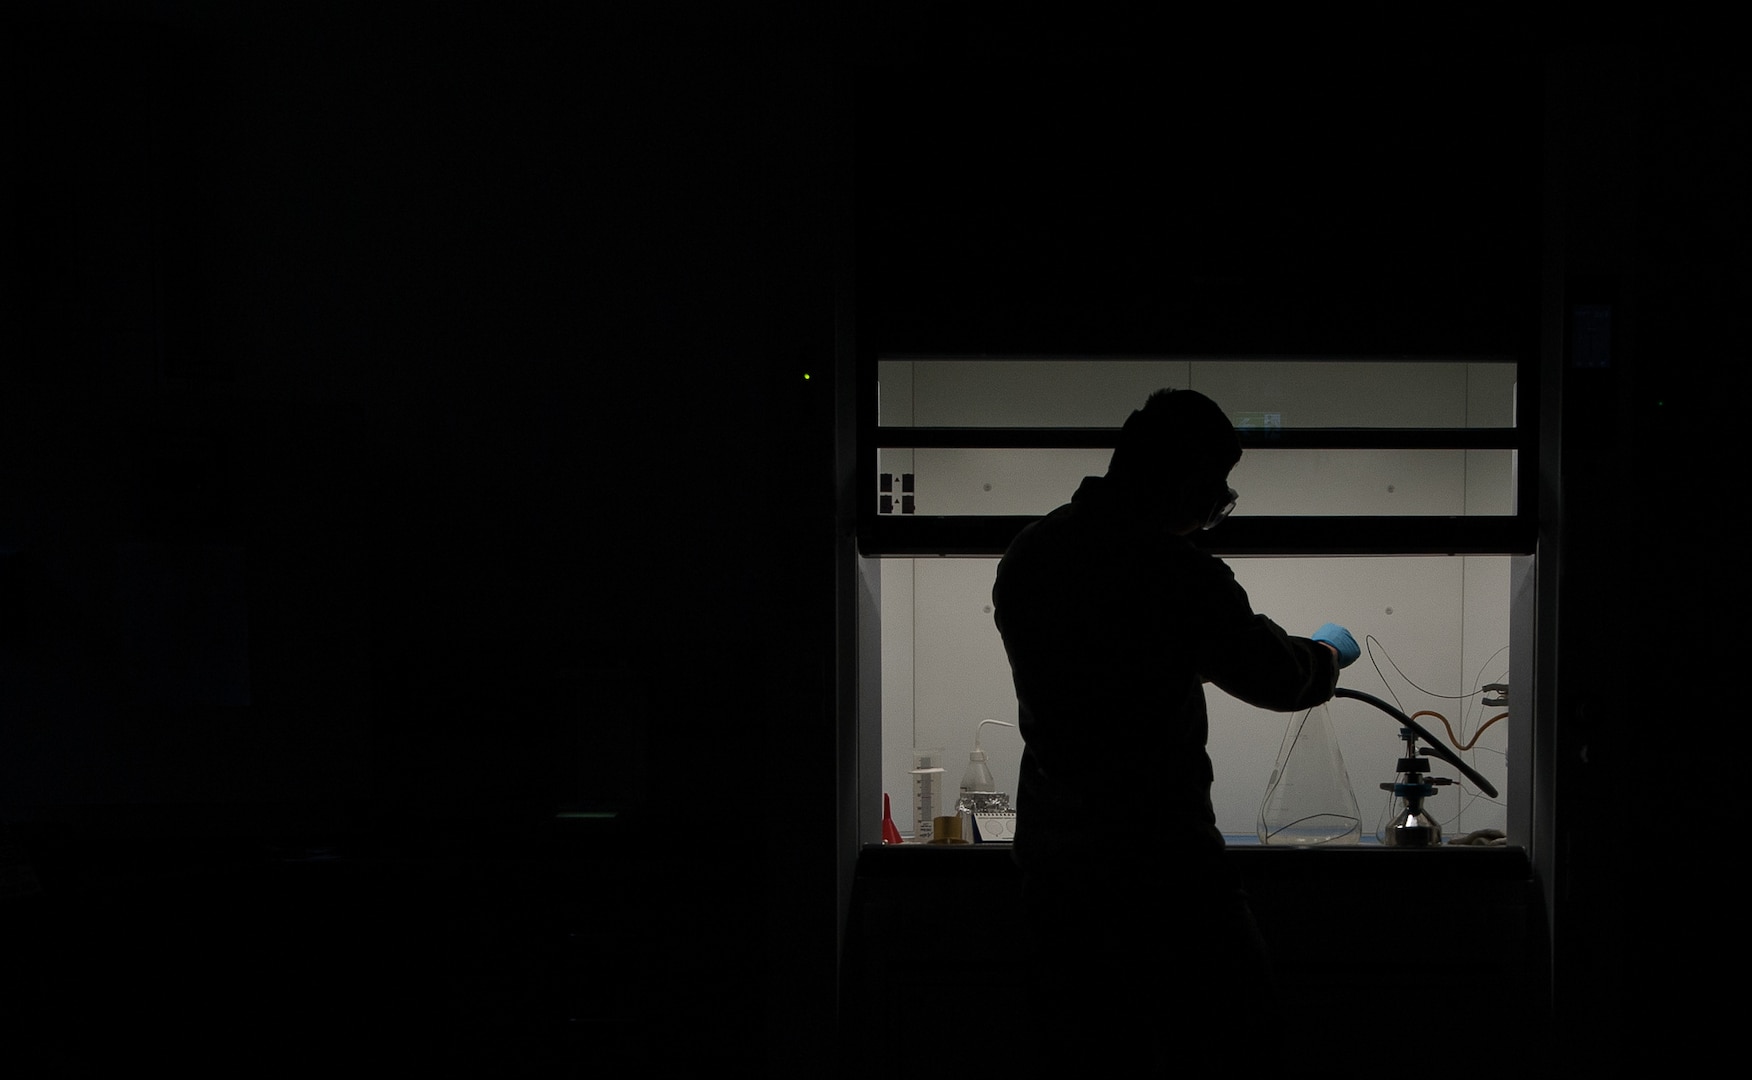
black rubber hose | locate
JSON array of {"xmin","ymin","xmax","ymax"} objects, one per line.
[{"xmin": 1333, "ymin": 686, "xmax": 1500, "ymax": 799}]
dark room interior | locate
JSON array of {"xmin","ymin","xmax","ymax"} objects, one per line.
[{"xmin": 3, "ymin": 3, "xmax": 1744, "ymax": 1075}]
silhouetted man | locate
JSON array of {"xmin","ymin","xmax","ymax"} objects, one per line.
[{"xmin": 992, "ymin": 388, "xmax": 1358, "ymax": 1074}]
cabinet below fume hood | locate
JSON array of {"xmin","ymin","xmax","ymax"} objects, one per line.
[{"xmin": 840, "ymin": 842, "xmax": 1548, "ymax": 1076}]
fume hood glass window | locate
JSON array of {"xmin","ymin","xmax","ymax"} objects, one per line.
[
  {"xmin": 876, "ymin": 447, "xmax": 1516, "ymax": 518},
  {"xmin": 879, "ymin": 358, "xmax": 1516, "ymax": 427},
  {"xmin": 876, "ymin": 358, "xmax": 1518, "ymax": 518},
  {"xmin": 879, "ymin": 554, "xmax": 1512, "ymax": 845}
]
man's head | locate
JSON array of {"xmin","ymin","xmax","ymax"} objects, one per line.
[{"xmin": 1106, "ymin": 388, "xmax": 1242, "ymax": 531}]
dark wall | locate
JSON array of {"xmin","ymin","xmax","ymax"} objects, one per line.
[
  {"xmin": 4, "ymin": 3, "xmax": 843, "ymax": 1074},
  {"xmin": 4, "ymin": 1, "xmax": 840, "ymax": 801},
  {"xmin": 1544, "ymin": 30, "xmax": 1750, "ymax": 1073},
  {"xmin": 855, "ymin": 26, "xmax": 1546, "ymax": 358}
]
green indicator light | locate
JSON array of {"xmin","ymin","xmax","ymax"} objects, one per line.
[{"xmin": 803, "ymin": 372, "xmax": 812, "ymax": 380}]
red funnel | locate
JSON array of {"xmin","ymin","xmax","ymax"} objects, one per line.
[{"xmin": 882, "ymin": 793, "xmax": 904, "ymax": 844}]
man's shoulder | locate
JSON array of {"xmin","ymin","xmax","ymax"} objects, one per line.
[{"xmin": 1000, "ymin": 504, "xmax": 1216, "ymax": 579}]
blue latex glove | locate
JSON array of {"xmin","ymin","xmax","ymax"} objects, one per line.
[{"xmin": 1311, "ymin": 623, "xmax": 1360, "ymax": 668}]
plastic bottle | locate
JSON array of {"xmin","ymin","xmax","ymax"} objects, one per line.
[
  {"xmin": 956, "ymin": 719, "xmax": 1016, "ymax": 827},
  {"xmin": 958, "ymin": 746, "xmax": 995, "ymax": 803}
]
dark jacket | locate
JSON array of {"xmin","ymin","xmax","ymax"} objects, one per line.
[{"xmin": 992, "ymin": 474, "xmax": 1340, "ymax": 875}]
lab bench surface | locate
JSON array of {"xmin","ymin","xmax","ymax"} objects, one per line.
[{"xmin": 841, "ymin": 842, "xmax": 1550, "ymax": 1075}]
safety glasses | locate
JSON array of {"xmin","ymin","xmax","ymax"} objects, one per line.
[{"xmin": 1202, "ymin": 487, "xmax": 1239, "ymax": 530}]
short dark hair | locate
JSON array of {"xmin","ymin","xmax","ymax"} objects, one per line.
[{"xmin": 1106, "ymin": 388, "xmax": 1241, "ymax": 487}]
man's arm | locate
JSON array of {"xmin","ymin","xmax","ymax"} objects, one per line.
[{"xmin": 1199, "ymin": 613, "xmax": 1343, "ymax": 713}]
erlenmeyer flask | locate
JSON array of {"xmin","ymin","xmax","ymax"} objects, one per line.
[{"xmin": 1257, "ymin": 702, "xmax": 1362, "ymax": 845}]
